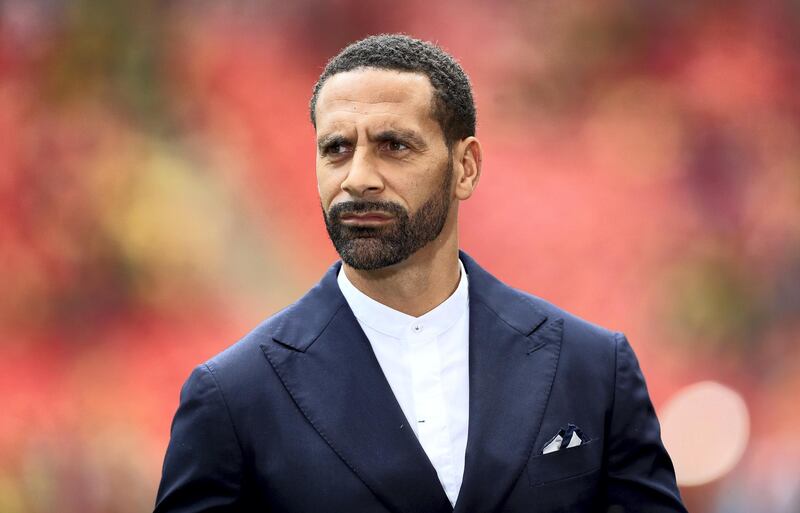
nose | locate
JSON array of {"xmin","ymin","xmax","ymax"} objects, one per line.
[{"xmin": 340, "ymin": 147, "xmax": 384, "ymax": 198}]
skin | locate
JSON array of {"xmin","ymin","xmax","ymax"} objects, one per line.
[{"xmin": 315, "ymin": 68, "xmax": 482, "ymax": 316}]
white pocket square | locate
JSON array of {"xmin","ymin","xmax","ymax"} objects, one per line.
[{"xmin": 542, "ymin": 423, "xmax": 586, "ymax": 454}]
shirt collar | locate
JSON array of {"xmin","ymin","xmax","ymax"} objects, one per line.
[{"xmin": 337, "ymin": 259, "xmax": 469, "ymax": 339}]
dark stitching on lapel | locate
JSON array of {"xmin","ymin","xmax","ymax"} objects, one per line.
[
  {"xmin": 526, "ymin": 312, "xmax": 549, "ymax": 336},
  {"xmin": 270, "ymin": 337, "xmax": 301, "ymax": 351},
  {"xmin": 527, "ymin": 341, "xmax": 547, "ymax": 354}
]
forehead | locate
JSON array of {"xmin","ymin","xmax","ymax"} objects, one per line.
[{"xmin": 315, "ymin": 68, "xmax": 438, "ymax": 133}]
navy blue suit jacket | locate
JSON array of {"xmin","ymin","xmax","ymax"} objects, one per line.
[{"xmin": 155, "ymin": 252, "xmax": 687, "ymax": 512}]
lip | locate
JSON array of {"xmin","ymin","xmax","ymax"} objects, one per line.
[{"xmin": 339, "ymin": 213, "xmax": 395, "ymax": 225}]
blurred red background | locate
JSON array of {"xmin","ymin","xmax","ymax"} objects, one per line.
[{"xmin": 1, "ymin": 1, "xmax": 799, "ymax": 511}]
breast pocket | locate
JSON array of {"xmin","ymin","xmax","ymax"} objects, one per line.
[{"xmin": 526, "ymin": 438, "xmax": 603, "ymax": 487}]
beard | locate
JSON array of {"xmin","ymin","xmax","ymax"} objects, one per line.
[{"xmin": 323, "ymin": 159, "xmax": 453, "ymax": 270}]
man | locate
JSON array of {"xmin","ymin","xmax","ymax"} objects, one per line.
[{"xmin": 155, "ymin": 34, "xmax": 687, "ymax": 513}]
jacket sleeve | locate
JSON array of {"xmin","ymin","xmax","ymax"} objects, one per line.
[
  {"xmin": 154, "ymin": 364, "xmax": 243, "ymax": 513},
  {"xmin": 605, "ymin": 333, "xmax": 688, "ymax": 512}
]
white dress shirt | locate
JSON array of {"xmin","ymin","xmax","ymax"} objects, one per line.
[{"xmin": 337, "ymin": 260, "xmax": 470, "ymax": 506}]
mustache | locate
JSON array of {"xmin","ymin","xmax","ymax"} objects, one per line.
[{"xmin": 327, "ymin": 200, "xmax": 407, "ymax": 220}]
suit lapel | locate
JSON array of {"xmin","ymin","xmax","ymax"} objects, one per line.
[
  {"xmin": 260, "ymin": 262, "xmax": 452, "ymax": 513},
  {"xmin": 454, "ymin": 252, "xmax": 564, "ymax": 513}
]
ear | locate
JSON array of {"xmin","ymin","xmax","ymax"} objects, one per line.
[{"xmin": 453, "ymin": 136, "xmax": 482, "ymax": 201}]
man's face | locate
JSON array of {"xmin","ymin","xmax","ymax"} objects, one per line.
[{"xmin": 314, "ymin": 68, "xmax": 454, "ymax": 270}]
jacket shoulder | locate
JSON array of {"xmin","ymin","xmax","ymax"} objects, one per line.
[
  {"xmin": 204, "ymin": 261, "xmax": 345, "ymax": 376},
  {"xmin": 202, "ymin": 302, "xmax": 297, "ymax": 378}
]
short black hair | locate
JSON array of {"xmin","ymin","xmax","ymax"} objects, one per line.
[{"xmin": 310, "ymin": 34, "xmax": 476, "ymax": 146}]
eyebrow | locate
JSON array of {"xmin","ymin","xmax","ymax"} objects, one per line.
[
  {"xmin": 317, "ymin": 133, "xmax": 349, "ymax": 152},
  {"xmin": 372, "ymin": 129, "xmax": 428, "ymax": 150}
]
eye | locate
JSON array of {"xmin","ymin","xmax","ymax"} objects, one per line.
[
  {"xmin": 385, "ymin": 140, "xmax": 409, "ymax": 152},
  {"xmin": 322, "ymin": 141, "xmax": 352, "ymax": 158}
]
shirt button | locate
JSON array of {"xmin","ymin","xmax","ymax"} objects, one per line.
[{"xmin": 413, "ymin": 324, "xmax": 423, "ymax": 333}]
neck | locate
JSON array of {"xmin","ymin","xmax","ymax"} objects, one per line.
[{"xmin": 341, "ymin": 221, "xmax": 461, "ymax": 317}]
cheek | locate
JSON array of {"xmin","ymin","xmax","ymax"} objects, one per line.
[
  {"xmin": 393, "ymin": 168, "xmax": 441, "ymax": 205},
  {"xmin": 316, "ymin": 168, "xmax": 338, "ymax": 206}
]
